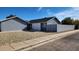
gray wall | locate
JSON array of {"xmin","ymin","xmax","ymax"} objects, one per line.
[
  {"xmin": 57, "ymin": 24, "xmax": 74, "ymax": 32},
  {"xmin": 46, "ymin": 24, "xmax": 74, "ymax": 32},
  {"xmin": 46, "ymin": 24, "xmax": 57, "ymax": 32},
  {"xmin": 32, "ymin": 23, "xmax": 41, "ymax": 31},
  {"xmin": 1, "ymin": 19, "xmax": 27, "ymax": 31},
  {"xmin": 46, "ymin": 18, "xmax": 58, "ymax": 32}
]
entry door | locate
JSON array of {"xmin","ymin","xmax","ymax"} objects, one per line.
[{"xmin": 41, "ymin": 23, "xmax": 47, "ymax": 31}]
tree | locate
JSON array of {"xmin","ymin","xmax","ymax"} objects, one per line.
[
  {"xmin": 73, "ymin": 20, "xmax": 79, "ymax": 25},
  {"xmin": 61, "ymin": 17, "xmax": 74, "ymax": 25},
  {"xmin": 73, "ymin": 20, "xmax": 79, "ymax": 29}
]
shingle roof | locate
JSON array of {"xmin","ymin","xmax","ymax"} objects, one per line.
[
  {"xmin": 6, "ymin": 15, "xmax": 16, "ymax": 18},
  {"xmin": 30, "ymin": 16, "xmax": 60, "ymax": 24}
]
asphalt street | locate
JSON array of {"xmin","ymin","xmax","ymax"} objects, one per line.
[{"xmin": 29, "ymin": 32, "xmax": 79, "ymax": 51}]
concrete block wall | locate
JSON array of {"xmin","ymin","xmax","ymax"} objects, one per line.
[{"xmin": 57, "ymin": 24, "xmax": 75, "ymax": 32}]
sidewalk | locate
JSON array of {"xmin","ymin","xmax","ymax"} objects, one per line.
[{"xmin": 0, "ymin": 30, "xmax": 79, "ymax": 51}]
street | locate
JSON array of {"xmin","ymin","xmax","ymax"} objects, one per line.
[{"xmin": 29, "ymin": 31, "xmax": 79, "ymax": 51}]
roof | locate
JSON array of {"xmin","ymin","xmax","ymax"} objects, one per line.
[
  {"xmin": 6, "ymin": 15, "xmax": 16, "ymax": 18},
  {"xmin": 30, "ymin": 16, "xmax": 60, "ymax": 24},
  {"xmin": 1, "ymin": 15, "xmax": 28, "ymax": 25}
]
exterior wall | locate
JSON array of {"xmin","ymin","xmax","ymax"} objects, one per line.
[
  {"xmin": 57, "ymin": 24, "xmax": 74, "ymax": 32},
  {"xmin": 46, "ymin": 24, "xmax": 57, "ymax": 32},
  {"xmin": 31, "ymin": 19, "xmax": 75, "ymax": 32},
  {"xmin": 1, "ymin": 19, "xmax": 27, "ymax": 31},
  {"xmin": 46, "ymin": 18, "xmax": 58, "ymax": 32},
  {"xmin": 47, "ymin": 18, "xmax": 58, "ymax": 24},
  {"xmin": 32, "ymin": 23, "xmax": 41, "ymax": 31},
  {"xmin": 31, "ymin": 19, "xmax": 58, "ymax": 31}
]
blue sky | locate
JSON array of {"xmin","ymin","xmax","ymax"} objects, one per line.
[{"xmin": 0, "ymin": 7, "xmax": 79, "ymax": 21}]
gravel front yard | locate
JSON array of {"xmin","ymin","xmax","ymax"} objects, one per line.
[{"xmin": 0, "ymin": 31, "xmax": 55, "ymax": 46}]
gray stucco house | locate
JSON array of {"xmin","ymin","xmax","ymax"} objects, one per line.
[
  {"xmin": 0, "ymin": 15, "xmax": 28, "ymax": 32},
  {"xmin": 30, "ymin": 17, "xmax": 74, "ymax": 32}
]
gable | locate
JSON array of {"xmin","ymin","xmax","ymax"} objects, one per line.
[
  {"xmin": 1, "ymin": 17, "xmax": 27, "ymax": 25},
  {"xmin": 1, "ymin": 19, "xmax": 27, "ymax": 31},
  {"xmin": 1, "ymin": 19, "xmax": 27, "ymax": 27},
  {"xmin": 30, "ymin": 17, "xmax": 53, "ymax": 23},
  {"xmin": 30, "ymin": 17, "xmax": 60, "ymax": 24},
  {"xmin": 47, "ymin": 18, "xmax": 59, "ymax": 24}
]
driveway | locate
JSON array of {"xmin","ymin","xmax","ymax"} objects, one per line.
[{"xmin": 29, "ymin": 31, "xmax": 79, "ymax": 51}]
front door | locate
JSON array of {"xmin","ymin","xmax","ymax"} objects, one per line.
[{"xmin": 41, "ymin": 23, "xmax": 47, "ymax": 31}]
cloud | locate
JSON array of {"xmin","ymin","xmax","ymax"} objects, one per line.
[
  {"xmin": 37, "ymin": 8, "xmax": 54, "ymax": 17},
  {"xmin": 72, "ymin": 7, "xmax": 79, "ymax": 10},
  {"xmin": 37, "ymin": 7, "xmax": 79, "ymax": 21},
  {"xmin": 54, "ymin": 7, "xmax": 79, "ymax": 21},
  {"xmin": 37, "ymin": 7, "xmax": 43, "ymax": 11},
  {"xmin": 46, "ymin": 9, "xmax": 53, "ymax": 16}
]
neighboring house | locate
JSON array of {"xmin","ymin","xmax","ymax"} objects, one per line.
[
  {"xmin": 0, "ymin": 15, "xmax": 28, "ymax": 32},
  {"xmin": 30, "ymin": 17, "xmax": 74, "ymax": 32},
  {"xmin": 30, "ymin": 17, "xmax": 60, "ymax": 31}
]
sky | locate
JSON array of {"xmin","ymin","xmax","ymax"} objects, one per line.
[{"xmin": 0, "ymin": 7, "xmax": 79, "ymax": 21}]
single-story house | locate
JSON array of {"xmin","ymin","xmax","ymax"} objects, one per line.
[
  {"xmin": 30, "ymin": 17, "xmax": 75, "ymax": 32},
  {"xmin": 0, "ymin": 15, "xmax": 28, "ymax": 32}
]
